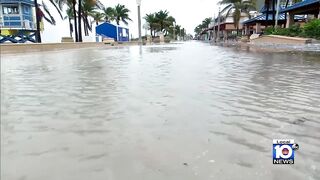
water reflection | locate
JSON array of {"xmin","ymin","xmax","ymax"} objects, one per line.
[{"xmin": 1, "ymin": 42, "xmax": 320, "ymax": 180}]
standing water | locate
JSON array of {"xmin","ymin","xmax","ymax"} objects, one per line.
[{"xmin": 1, "ymin": 42, "xmax": 320, "ymax": 180}]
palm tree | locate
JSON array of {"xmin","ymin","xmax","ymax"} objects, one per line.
[
  {"xmin": 81, "ymin": 0, "xmax": 97, "ymax": 36},
  {"xmin": 34, "ymin": 0, "xmax": 63, "ymax": 42},
  {"xmin": 102, "ymin": 6, "xmax": 115, "ymax": 22},
  {"xmin": 91, "ymin": 11, "xmax": 104, "ymax": 25},
  {"xmin": 144, "ymin": 13, "xmax": 158, "ymax": 37},
  {"xmin": 219, "ymin": 0, "xmax": 256, "ymax": 35},
  {"xmin": 163, "ymin": 15, "xmax": 175, "ymax": 35},
  {"xmin": 155, "ymin": 10, "xmax": 169, "ymax": 33},
  {"xmin": 113, "ymin": 4, "xmax": 132, "ymax": 25},
  {"xmin": 55, "ymin": 0, "xmax": 79, "ymax": 41},
  {"xmin": 202, "ymin": 17, "xmax": 212, "ymax": 28},
  {"xmin": 64, "ymin": 6, "xmax": 74, "ymax": 37}
]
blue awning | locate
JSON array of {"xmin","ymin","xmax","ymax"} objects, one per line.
[
  {"xmin": 280, "ymin": 0, "xmax": 319, "ymax": 13},
  {"xmin": 242, "ymin": 13, "xmax": 305, "ymax": 24}
]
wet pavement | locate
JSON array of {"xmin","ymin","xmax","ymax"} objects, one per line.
[{"xmin": 1, "ymin": 41, "xmax": 320, "ymax": 180}]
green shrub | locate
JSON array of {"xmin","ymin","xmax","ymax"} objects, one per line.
[
  {"xmin": 272, "ymin": 24, "xmax": 302, "ymax": 37},
  {"xmin": 303, "ymin": 19, "xmax": 320, "ymax": 39},
  {"xmin": 264, "ymin": 27, "xmax": 275, "ymax": 35}
]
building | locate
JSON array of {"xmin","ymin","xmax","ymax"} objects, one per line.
[
  {"xmin": 96, "ymin": 22, "xmax": 129, "ymax": 42},
  {"xmin": 242, "ymin": 0, "xmax": 307, "ymax": 34},
  {"xmin": 200, "ymin": 6, "xmax": 250, "ymax": 41},
  {"xmin": 281, "ymin": 0, "xmax": 320, "ymax": 28},
  {"xmin": 0, "ymin": 0, "xmax": 36, "ymax": 43}
]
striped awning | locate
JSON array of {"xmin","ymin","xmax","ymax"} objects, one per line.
[
  {"xmin": 281, "ymin": 0, "xmax": 320, "ymax": 13},
  {"xmin": 242, "ymin": 13, "xmax": 305, "ymax": 24}
]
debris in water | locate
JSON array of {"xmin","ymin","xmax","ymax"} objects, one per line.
[
  {"xmin": 292, "ymin": 118, "xmax": 307, "ymax": 125},
  {"xmin": 183, "ymin": 163, "xmax": 188, "ymax": 166}
]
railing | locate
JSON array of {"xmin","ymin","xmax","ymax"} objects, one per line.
[
  {"xmin": 0, "ymin": 19, "xmax": 36, "ymax": 30},
  {"xmin": 0, "ymin": 0, "xmax": 34, "ymax": 5}
]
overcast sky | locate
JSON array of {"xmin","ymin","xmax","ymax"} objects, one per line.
[{"xmin": 42, "ymin": 0, "xmax": 220, "ymax": 42}]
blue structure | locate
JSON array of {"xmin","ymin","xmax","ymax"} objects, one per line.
[
  {"xmin": 96, "ymin": 22, "xmax": 129, "ymax": 42},
  {"xmin": 281, "ymin": 0, "xmax": 319, "ymax": 14},
  {"xmin": 242, "ymin": 13, "xmax": 305, "ymax": 24},
  {"xmin": 0, "ymin": 0, "xmax": 36, "ymax": 43}
]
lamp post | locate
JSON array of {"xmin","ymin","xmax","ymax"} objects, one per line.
[
  {"xmin": 217, "ymin": 7, "xmax": 221, "ymax": 42},
  {"xmin": 213, "ymin": 13, "xmax": 216, "ymax": 42},
  {"xmin": 136, "ymin": 0, "xmax": 142, "ymax": 44}
]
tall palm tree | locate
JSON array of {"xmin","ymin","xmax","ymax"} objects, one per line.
[
  {"xmin": 34, "ymin": 0, "xmax": 63, "ymax": 42},
  {"xmin": 219, "ymin": 0, "xmax": 256, "ymax": 34},
  {"xmin": 113, "ymin": 4, "xmax": 132, "ymax": 25},
  {"xmin": 56, "ymin": 0, "xmax": 79, "ymax": 41},
  {"xmin": 102, "ymin": 6, "xmax": 115, "ymax": 22},
  {"xmin": 82, "ymin": 0, "xmax": 97, "ymax": 36},
  {"xmin": 64, "ymin": 6, "xmax": 74, "ymax": 37},
  {"xmin": 78, "ymin": 0, "xmax": 82, "ymax": 42}
]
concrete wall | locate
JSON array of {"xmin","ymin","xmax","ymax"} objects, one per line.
[
  {"xmin": 250, "ymin": 35, "xmax": 312, "ymax": 44},
  {"xmin": 0, "ymin": 42, "xmax": 106, "ymax": 54}
]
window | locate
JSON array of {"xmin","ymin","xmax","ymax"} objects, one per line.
[
  {"xmin": 24, "ymin": 6, "xmax": 29, "ymax": 14},
  {"xmin": 3, "ymin": 5, "xmax": 19, "ymax": 15}
]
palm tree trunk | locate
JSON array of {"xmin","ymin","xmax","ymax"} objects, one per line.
[
  {"xmin": 69, "ymin": 18, "xmax": 73, "ymax": 37},
  {"xmin": 78, "ymin": 0, "xmax": 83, "ymax": 42},
  {"xmin": 72, "ymin": 0, "xmax": 78, "ymax": 42},
  {"xmin": 34, "ymin": 0, "xmax": 41, "ymax": 43}
]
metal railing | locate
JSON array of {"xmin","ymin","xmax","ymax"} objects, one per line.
[{"xmin": 0, "ymin": 19, "xmax": 36, "ymax": 30}]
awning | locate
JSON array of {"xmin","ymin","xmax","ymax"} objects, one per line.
[
  {"xmin": 280, "ymin": 0, "xmax": 319, "ymax": 13},
  {"xmin": 242, "ymin": 13, "xmax": 305, "ymax": 25}
]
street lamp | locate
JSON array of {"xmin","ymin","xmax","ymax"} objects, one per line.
[
  {"xmin": 136, "ymin": 0, "xmax": 142, "ymax": 44},
  {"xmin": 217, "ymin": 7, "xmax": 221, "ymax": 42}
]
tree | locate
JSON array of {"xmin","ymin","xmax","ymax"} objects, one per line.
[
  {"xmin": 81, "ymin": 0, "xmax": 101, "ymax": 36},
  {"xmin": 34, "ymin": 0, "xmax": 63, "ymax": 42},
  {"xmin": 194, "ymin": 17, "xmax": 212, "ymax": 36},
  {"xmin": 202, "ymin": 17, "xmax": 212, "ymax": 28},
  {"xmin": 155, "ymin": 10, "xmax": 169, "ymax": 33},
  {"xmin": 219, "ymin": 0, "xmax": 256, "ymax": 35},
  {"xmin": 56, "ymin": 0, "xmax": 79, "ymax": 41},
  {"xmin": 144, "ymin": 13, "xmax": 158, "ymax": 37},
  {"xmin": 113, "ymin": 4, "xmax": 132, "ymax": 25},
  {"xmin": 64, "ymin": 6, "xmax": 74, "ymax": 37},
  {"xmin": 102, "ymin": 6, "xmax": 115, "ymax": 22},
  {"xmin": 91, "ymin": 11, "xmax": 104, "ymax": 25},
  {"xmin": 78, "ymin": 0, "xmax": 82, "ymax": 42}
]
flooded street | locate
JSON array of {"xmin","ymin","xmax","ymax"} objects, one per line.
[{"xmin": 1, "ymin": 41, "xmax": 320, "ymax": 180}]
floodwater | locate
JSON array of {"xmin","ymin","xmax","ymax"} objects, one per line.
[{"xmin": 1, "ymin": 41, "xmax": 320, "ymax": 180}]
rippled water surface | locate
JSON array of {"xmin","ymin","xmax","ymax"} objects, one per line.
[{"xmin": 1, "ymin": 42, "xmax": 320, "ymax": 180}]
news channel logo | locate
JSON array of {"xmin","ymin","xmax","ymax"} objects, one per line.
[{"xmin": 273, "ymin": 139, "xmax": 299, "ymax": 164}]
